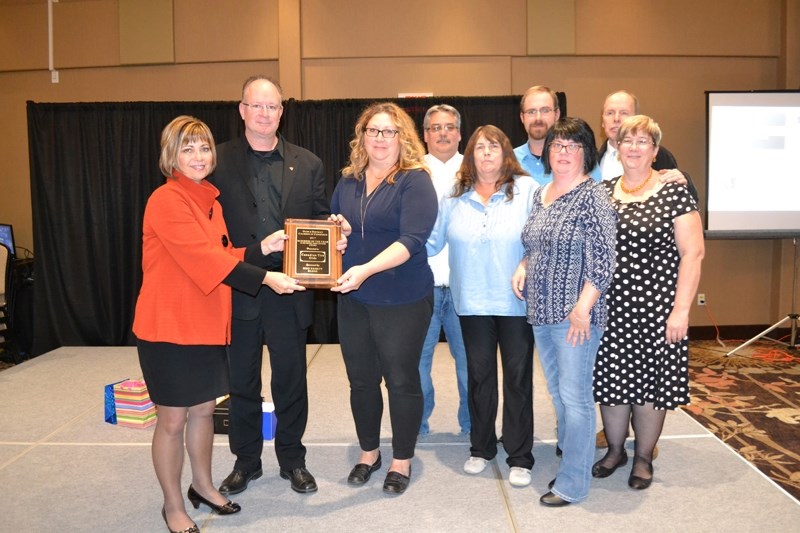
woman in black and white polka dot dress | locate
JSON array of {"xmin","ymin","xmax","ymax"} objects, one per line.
[{"xmin": 592, "ymin": 115, "xmax": 704, "ymax": 490}]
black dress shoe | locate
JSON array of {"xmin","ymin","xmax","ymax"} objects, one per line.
[
  {"xmin": 383, "ymin": 469, "xmax": 411, "ymax": 494},
  {"xmin": 187, "ymin": 485, "xmax": 241, "ymax": 514},
  {"xmin": 628, "ymin": 459, "xmax": 654, "ymax": 490},
  {"xmin": 540, "ymin": 491, "xmax": 571, "ymax": 507},
  {"xmin": 161, "ymin": 507, "xmax": 199, "ymax": 533},
  {"xmin": 347, "ymin": 453, "xmax": 382, "ymax": 485},
  {"xmin": 219, "ymin": 467, "xmax": 263, "ymax": 495},
  {"xmin": 280, "ymin": 467, "xmax": 318, "ymax": 493},
  {"xmin": 592, "ymin": 452, "xmax": 629, "ymax": 478}
]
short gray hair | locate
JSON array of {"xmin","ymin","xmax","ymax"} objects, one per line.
[{"xmin": 423, "ymin": 104, "xmax": 461, "ymax": 129}]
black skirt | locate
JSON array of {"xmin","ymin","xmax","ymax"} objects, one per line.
[{"xmin": 136, "ymin": 339, "xmax": 229, "ymax": 407}]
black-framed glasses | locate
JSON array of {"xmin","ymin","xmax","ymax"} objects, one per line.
[
  {"xmin": 364, "ymin": 127, "xmax": 399, "ymax": 139},
  {"xmin": 549, "ymin": 142, "xmax": 583, "ymax": 154},
  {"xmin": 241, "ymin": 102, "xmax": 282, "ymax": 113},
  {"xmin": 426, "ymin": 124, "xmax": 458, "ymax": 133},
  {"xmin": 619, "ymin": 138, "xmax": 655, "ymax": 149},
  {"xmin": 522, "ymin": 107, "xmax": 554, "ymax": 117}
]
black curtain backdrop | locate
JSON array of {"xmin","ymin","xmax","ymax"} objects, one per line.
[{"xmin": 27, "ymin": 93, "xmax": 567, "ymax": 355}]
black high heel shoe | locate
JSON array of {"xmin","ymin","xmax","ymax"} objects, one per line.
[
  {"xmin": 161, "ymin": 507, "xmax": 199, "ymax": 533},
  {"xmin": 187, "ymin": 485, "xmax": 242, "ymax": 514},
  {"xmin": 628, "ymin": 458, "xmax": 654, "ymax": 490},
  {"xmin": 592, "ymin": 451, "xmax": 628, "ymax": 478}
]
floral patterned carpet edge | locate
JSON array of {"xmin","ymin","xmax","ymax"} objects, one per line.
[{"xmin": 685, "ymin": 340, "xmax": 800, "ymax": 502}]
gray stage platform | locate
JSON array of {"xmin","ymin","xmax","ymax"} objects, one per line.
[{"xmin": 0, "ymin": 345, "xmax": 797, "ymax": 532}]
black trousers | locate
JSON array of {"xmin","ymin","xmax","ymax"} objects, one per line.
[
  {"xmin": 338, "ymin": 293, "xmax": 433, "ymax": 460},
  {"xmin": 227, "ymin": 291, "xmax": 309, "ymax": 472},
  {"xmin": 459, "ymin": 315, "xmax": 534, "ymax": 469}
]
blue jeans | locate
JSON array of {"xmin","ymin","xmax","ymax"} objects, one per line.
[
  {"xmin": 418, "ymin": 287, "xmax": 470, "ymax": 435},
  {"xmin": 534, "ymin": 321, "xmax": 602, "ymax": 503}
]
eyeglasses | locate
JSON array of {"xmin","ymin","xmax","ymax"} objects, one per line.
[
  {"xmin": 549, "ymin": 142, "xmax": 583, "ymax": 154},
  {"xmin": 619, "ymin": 138, "xmax": 655, "ymax": 149},
  {"xmin": 426, "ymin": 124, "xmax": 458, "ymax": 133},
  {"xmin": 523, "ymin": 107, "xmax": 554, "ymax": 117},
  {"xmin": 241, "ymin": 102, "xmax": 282, "ymax": 113},
  {"xmin": 364, "ymin": 127, "xmax": 399, "ymax": 139}
]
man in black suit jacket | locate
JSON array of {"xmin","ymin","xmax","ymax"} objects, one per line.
[
  {"xmin": 597, "ymin": 90, "xmax": 699, "ymax": 201},
  {"xmin": 210, "ymin": 76, "xmax": 329, "ymax": 495}
]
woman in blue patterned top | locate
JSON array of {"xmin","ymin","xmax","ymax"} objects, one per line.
[
  {"xmin": 513, "ymin": 117, "xmax": 617, "ymax": 506},
  {"xmin": 428, "ymin": 125, "xmax": 537, "ymax": 488}
]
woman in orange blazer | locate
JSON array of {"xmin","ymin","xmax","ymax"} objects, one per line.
[{"xmin": 133, "ymin": 116, "xmax": 306, "ymax": 533}]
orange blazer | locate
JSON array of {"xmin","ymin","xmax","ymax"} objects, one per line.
[{"xmin": 133, "ymin": 172, "xmax": 245, "ymax": 345}]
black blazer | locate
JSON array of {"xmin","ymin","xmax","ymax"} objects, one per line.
[
  {"xmin": 209, "ymin": 136, "xmax": 330, "ymax": 322},
  {"xmin": 598, "ymin": 141, "xmax": 699, "ymax": 202}
]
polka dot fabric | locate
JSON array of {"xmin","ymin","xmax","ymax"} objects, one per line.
[{"xmin": 593, "ymin": 179, "xmax": 698, "ymax": 410}]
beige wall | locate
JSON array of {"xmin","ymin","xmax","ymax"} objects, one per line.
[{"xmin": 1, "ymin": 0, "xmax": 798, "ymax": 330}]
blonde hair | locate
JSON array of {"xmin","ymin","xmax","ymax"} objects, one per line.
[
  {"xmin": 159, "ymin": 116, "xmax": 216, "ymax": 178},
  {"xmin": 617, "ymin": 115, "xmax": 662, "ymax": 147},
  {"xmin": 520, "ymin": 85, "xmax": 559, "ymax": 113},
  {"xmin": 342, "ymin": 102, "xmax": 427, "ymax": 184}
]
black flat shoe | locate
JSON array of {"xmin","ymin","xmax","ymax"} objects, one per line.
[
  {"xmin": 219, "ymin": 467, "xmax": 263, "ymax": 495},
  {"xmin": 628, "ymin": 459, "xmax": 654, "ymax": 490},
  {"xmin": 383, "ymin": 468, "xmax": 411, "ymax": 494},
  {"xmin": 592, "ymin": 452, "xmax": 629, "ymax": 478},
  {"xmin": 347, "ymin": 452, "xmax": 382, "ymax": 485},
  {"xmin": 161, "ymin": 507, "xmax": 199, "ymax": 533},
  {"xmin": 540, "ymin": 491, "xmax": 571, "ymax": 507},
  {"xmin": 187, "ymin": 485, "xmax": 241, "ymax": 514},
  {"xmin": 280, "ymin": 466, "xmax": 318, "ymax": 493},
  {"xmin": 548, "ymin": 478, "xmax": 555, "ymax": 490}
]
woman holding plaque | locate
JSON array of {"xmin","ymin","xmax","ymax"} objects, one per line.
[
  {"xmin": 133, "ymin": 116, "xmax": 290, "ymax": 532},
  {"xmin": 330, "ymin": 102, "xmax": 437, "ymax": 495}
]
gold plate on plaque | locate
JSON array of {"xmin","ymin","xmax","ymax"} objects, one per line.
[{"xmin": 283, "ymin": 218, "xmax": 342, "ymax": 289}]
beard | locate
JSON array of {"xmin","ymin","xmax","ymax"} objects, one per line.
[{"xmin": 527, "ymin": 122, "xmax": 548, "ymax": 141}]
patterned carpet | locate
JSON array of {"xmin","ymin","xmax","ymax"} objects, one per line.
[{"xmin": 686, "ymin": 339, "xmax": 800, "ymax": 502}]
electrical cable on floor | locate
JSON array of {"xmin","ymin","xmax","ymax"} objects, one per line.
[{"xmin": 697, "ymin": 300, "xmax": 799, "ymax": 361}]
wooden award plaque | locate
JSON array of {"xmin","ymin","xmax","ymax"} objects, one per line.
[{"xmin": 283, "ymin": 218, "xmax": 342, "ymax": 289}]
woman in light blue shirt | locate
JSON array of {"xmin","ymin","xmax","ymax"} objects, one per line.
[{"xmin": 428, "ymin": 125, "xmax": 536, "ymax": 488}]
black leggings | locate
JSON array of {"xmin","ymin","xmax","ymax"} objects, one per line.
[{"xmin": 338, "ymin": 293, "xmax": 433, "ymax": 459}]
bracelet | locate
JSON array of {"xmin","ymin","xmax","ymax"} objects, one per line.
[{"xmin": 571, "ymin": 311, "xmax": 590, "ymax": 323}]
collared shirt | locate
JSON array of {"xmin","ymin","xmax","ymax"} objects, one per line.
[
  {"xmin": 427, "ymin": 175, "xmax": 537, "ymax": 316},
  {"xmin": 424, "ymin": 152, "xmax": 463, "ymax": 287},
  {"xmin": 599, "ymin": 140, "xmax": 623, "ymax": 181},
  {"xmin": 513, "ymin": 143, "xmax": 548, "ymax": 185},
  {"xmin": 248, "ymin": 137, "xmax": 285, "ymax": 241},
  {"xmin": 515, "ymin": 142, "xmax": 604, "ymax": 185}
]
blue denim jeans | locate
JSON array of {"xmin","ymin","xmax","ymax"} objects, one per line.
[
  {"xmin": 534, "ymin": 320, "xmax": 602, "ymax": 503},
  {"xmin": 418, "ymin": 287, "xmax": 470, "ymax": 435}
]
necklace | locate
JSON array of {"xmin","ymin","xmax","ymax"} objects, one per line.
[
  {"xmin": 620, "ymin": 169, "xmax": 653, "ymax": 195},
  {"xmin": 360, "ymin": 165, "xmax": 396, "ymax": 239}
]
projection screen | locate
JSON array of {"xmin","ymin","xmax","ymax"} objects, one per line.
[{"xmin": 705, "ymin": 90, "xmax": 800, "ymax": 239}]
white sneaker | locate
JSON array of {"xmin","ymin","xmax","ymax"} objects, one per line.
[
  {"xmin": 509, "ymin": 467, "xmax": 532, "ymax": 487},
  {"xmin": 463, "ymin": 456, "xmax": 488, "ymax": 474}
]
